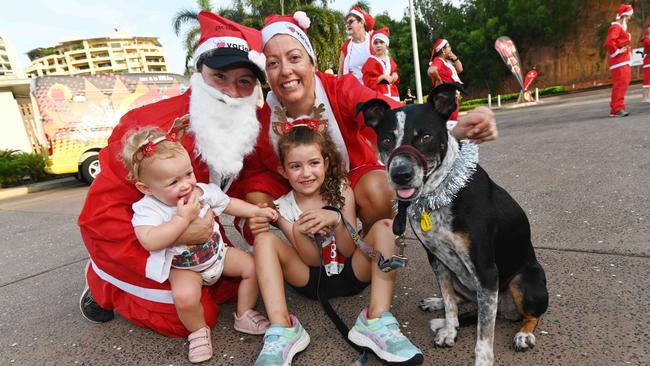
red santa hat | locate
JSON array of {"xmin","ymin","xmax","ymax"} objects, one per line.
[
  {"xmin": 261, "ymin": 11, "xmax": 316, "ymax": 62},
  {"xmin": 192, "ymin": 11, "xmax": 266, "ymax": 82},
  {"xmin": 348, "ymin": 5, "xmax": 375, "ymax": 31},
  {"xmin": 434, "ymin": 38, "xmax": 449, "ymax": 53},
  {"xmin": 616, "ymin": 4, "xmax": 633, "ymax": 19},
  {"xmin": 371, "ymin": 27, "xmax": 390, "ymax": 46}
]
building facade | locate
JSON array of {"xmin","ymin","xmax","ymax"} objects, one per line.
[
  {"xmin": 26, "ymin": 33, "xmax": 168, "ymax": 77},
  {"xmin": 0, "ymin": 35, "xmax": 24, "ymax": 78}
]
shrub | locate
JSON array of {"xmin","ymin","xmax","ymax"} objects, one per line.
[{"xmin": 0, "ymin": 149, "xmax": 48, "ymax": 187}]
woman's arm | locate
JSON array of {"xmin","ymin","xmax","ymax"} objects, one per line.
[
  {"xmin": 451, "ymin": 106, "xmax": 498, "ymax": 143},
  {"xmin": 338, "ymin": 51, "xmax": 345, "ymax": 77}
]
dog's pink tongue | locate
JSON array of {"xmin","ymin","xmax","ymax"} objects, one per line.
[{"xmin": 397, "ymin": 188, "xmax": 416, "ymax": 199}]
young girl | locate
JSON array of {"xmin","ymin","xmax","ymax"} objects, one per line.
[
  {"xmin": 253, "ymin": 120, "xmax": 422, "ymax": 366},
  {"xmin": 640, "ymin": 24, "xmax": 650, "ymax": 102},
  {"xmin": 121, "ymin": 126, "xmax": 277, "ymax": 364},
  {"xmin": 362, "ymin": 27, "xmax": 400, "ymax": 102}
]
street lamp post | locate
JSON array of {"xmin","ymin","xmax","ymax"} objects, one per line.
[{"xmin": 408, "ymin": 0, "xmax": 423, "ymax": 103}]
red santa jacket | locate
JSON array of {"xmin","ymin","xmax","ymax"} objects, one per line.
[
  {"xmin": 604, "ymin": 22, "xmax": 632, "ymax": 70},
  {"xmin": 429, "ymin": 56, "xmax": 462, "ymax": 86},
  {"xmin": 362, "ymin": 55, "xmax": 400, "ymax": 101},
  {"xmin": 230, "ymin": 72, "xmax": 401, "ymax": 199},
  {"xmin": 78, "ymin": 91, "xmax": 237, "ymax": 319}
]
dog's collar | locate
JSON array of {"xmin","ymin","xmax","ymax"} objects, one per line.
[{"xmin": 408, "ymin": 139, "xmax": 479, "ymax": 219}]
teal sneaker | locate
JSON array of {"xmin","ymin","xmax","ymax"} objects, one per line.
[
  {"xmin": 254, "ymin": 315, "xmax": 310, "ymax": 366},
  {"xmin": 348, "ymin": 309, "xmax": 423, "ymax": 365}
]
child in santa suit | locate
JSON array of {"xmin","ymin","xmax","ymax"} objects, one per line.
[
  {"xmin": 640, "ymin": 23, "xmax": 650, "ymax": 102},
  {"xmin": 361, "ymin": 27, "xmax": 400, "ymax": 102},
  {"xmin": 604, "ymin": 4, "xmax": 634, "ymax": 117}
]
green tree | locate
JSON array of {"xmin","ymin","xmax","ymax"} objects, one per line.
[{"xmin": 171, "ymin": 0, "xmax": 214, "ymax": 75}]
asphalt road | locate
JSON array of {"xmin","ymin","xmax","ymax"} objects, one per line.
[{"xmin": 1, "ymin": 87, "xmax": 648, "ymax": 365}]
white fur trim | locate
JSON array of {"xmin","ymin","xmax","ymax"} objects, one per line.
[
  {"xmin": 90, "ymin": 260, "xmax": 173, "ymax": 304},
  {"xmin": 192, "ymin": 36, "xmax": 250, "ymax": 68},
  {"xmin": 262, "ymin": 21, "xmax": 316, "ymax": 61},
  {"xmin": 435, "ymin": 39, "xmax": 448, "ymax": 53},
  {"xmin": 609, "ymin": 60, "xmax": 631, "ymax": 70},
  {"xmin": 616, "ymin": 10, "xmax": 633, "ymax": 19},
  {"xmin": 372, "ymin": 33, "xmax": 389, "ymax": 46},
  {"xmin": 293, "ymin": 11, "xmax": 311, "ymax": 29},
  {"xmin": 350, "ymin": 9, "xmax": 365, "ymax": 23},
  {"xmin": 248, "ymin": 50, "xmax": 267, "ymax": 75},
  {"xmin": 188, "ymin": 73, "xmax": 260, "ymax": 179}
]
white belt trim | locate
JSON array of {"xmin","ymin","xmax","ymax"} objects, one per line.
[
  {"xmin": 643, "ymin": 64, "xmax": 650, "ymax": 69},
  {"xmin": 609, "ymin": 61, "xmax": 631, "ymax": 70},
  {"xmin": 91, "ymin": 260, "xmax": 174, "ymax": 304}
]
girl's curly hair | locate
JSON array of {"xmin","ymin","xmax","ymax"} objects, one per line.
[{"xmin": 277, "ymin": 126, "xmax": 348, "ymax": 208}]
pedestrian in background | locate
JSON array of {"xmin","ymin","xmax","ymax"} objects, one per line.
[
  {"xmin": 639, "ymin": 23, "xmax": 650, "ymax": 103},
  {"xmin": 427, "ymin": 38, "xmax": 463, "ymax": 128},
  {"xmin": 604, "ymin": 4, "xmax": 634, "ymax": 117},
  {"xmin": 338, "ymin": 5, "xmax": 375, "ymax": 83},
  {"xmin": 362, "ymin": 27, "xmax": 400, "ymax": 101}
]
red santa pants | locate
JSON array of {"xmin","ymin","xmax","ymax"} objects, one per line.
[
  {"xmin": 643, "ymin": 66, "xmax": 650, "ymax": 88},
  {"xmin": 609, "ymin": 65, "xmax": 631, "ymax": 114}
]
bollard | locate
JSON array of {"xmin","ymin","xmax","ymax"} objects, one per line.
[
  {"xmin": 488, "ymin": 94, "xmax": 492, "ymax": 108},
  {"xmin": 497, "ymin": 94, "xmax": 501, "ymax": 107},
  {"xmin": 535, "ymin": 88, "xmax": 539, "ymax": 102}
]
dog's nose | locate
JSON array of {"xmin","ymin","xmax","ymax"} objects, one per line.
[{"xmin": 391, "ymin": 165, "xmax": 414, "ymax": 184}]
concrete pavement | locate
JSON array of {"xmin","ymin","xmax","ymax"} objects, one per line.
[{"xmin": 1, "ymin": 87, "xmax": 648, "ymax": 365}]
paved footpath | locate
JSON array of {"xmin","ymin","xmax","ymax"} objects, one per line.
[{"xmin": 1, "ymin": 87, "xmax": 648, "ymax": 365}]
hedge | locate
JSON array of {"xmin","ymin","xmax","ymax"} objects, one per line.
[{"xmin": 0, "ymin": 149, "xmax": 48, "ymax": 188}]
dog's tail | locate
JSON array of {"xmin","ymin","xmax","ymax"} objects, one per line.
[{"xmin": 458, "ymin": 311, "xmax": 478, "ymax": 327}]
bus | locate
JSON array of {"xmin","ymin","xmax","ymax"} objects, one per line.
[{"xmin": 32, "ymin": 73, "xmax": 189, "ymax": 183}]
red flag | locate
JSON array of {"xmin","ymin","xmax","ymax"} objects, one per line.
[{"xmin": 524, "ymin": 70, "xmax": 539, "ymax": 90}]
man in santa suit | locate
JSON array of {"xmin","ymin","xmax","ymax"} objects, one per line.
[
  {"xmin": 428, "ymin": 38, "xmax": 464, "ymax": 128},
  {"xmin": 77, "ymin": 11, "xmax": 268, "ymax": 337},
  {"xmin": 604, "ymin": 4, "xmax": 634, "ymax": 117}
]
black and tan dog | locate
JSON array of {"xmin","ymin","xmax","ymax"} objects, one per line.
[{"xmin": 358, "ymin": 84, "xmax": 548, "ymax": 366}]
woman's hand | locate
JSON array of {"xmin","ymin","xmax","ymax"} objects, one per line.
[
  {"xmin": 297, "ymin": 209, "xmax": 340, "ymax": 235},
  {"xmin": 454, "ymin": 106, "xmax": 498, "ymax": 144}
]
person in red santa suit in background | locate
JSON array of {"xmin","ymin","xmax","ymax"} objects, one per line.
[
  {"xmin": 427, "ymin": 38, "xmax": 464, "ymax": 128},
  {"xmin": 338, "ymin": 5, "xmax": 375, "ymax": 83},
  {"xmin": 77, "ymin": 11, "xmax": 268, "ymax": 338},
  {"xmin": 639, "ymin": 23, "xmax": 650, "ymax": 102},
  {"xmin": 362, "ymin": 27, "xmax": 400, "ymax": 102},
  {"xmin": 604, "ymin": 3, "xmax": 634, "ymax": 117},
  {"xmin": 228, "ymin": 10, "xmax": 498, "ymax": 365}
]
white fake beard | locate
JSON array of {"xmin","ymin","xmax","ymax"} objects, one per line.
[{"xmin": 188, "ymin": 73, "xmax": 260, "ymax": 179}]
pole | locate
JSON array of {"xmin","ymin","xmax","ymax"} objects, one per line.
[
  {"xmin": 281, "ymin": 0, "xmax": 284, "ymax": 15},
  {"xmin": 488, "ymin": 93, "xmax": 492, "ymax": 108},
  {"xmin": 408, "ymin": 0, "xmax": 423, "ymax": 103}
]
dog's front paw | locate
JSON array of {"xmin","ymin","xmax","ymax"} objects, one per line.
[
  {"xmin": 512, "ymin": 332, "xmax": 536, "ymax": 352},
  {"xmin": 420, "ymin": 297, "xmax": 445, "ymax": 311},
  {"xmin": 433, "ymin": 323, "xmax": 457, "ymax": 347}
]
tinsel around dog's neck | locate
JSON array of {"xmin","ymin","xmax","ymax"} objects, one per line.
[{"xmin": 408, "ymin": 137, "xmax": 479, "ymax": 219}]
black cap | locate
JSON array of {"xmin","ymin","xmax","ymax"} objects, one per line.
[{"xmin": 200, "ymin": 48, "xmax": 266, "ymax": 83}]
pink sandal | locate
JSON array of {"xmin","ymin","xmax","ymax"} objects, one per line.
[
  {"xmin": 233, "ymin": 309, "xmax": 270, "ymax": 335},
  {"xmin": 187, "ymin": 326, "xmax": 212, "ymax": 363}
]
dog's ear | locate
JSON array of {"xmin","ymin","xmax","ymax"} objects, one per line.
[
  {"xmin": 427, "ymin": 82, "xmax": 464, "ymax": 119},
  {"xmin": 356, "ymin": 99, "xmax": 391, "ymax": 129}
]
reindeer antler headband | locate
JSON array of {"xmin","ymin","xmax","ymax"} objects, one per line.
[
  {"xmin": 272, "ymin": 103, "xmax": 328, "ymax": 135},
  {"xmin": 133, "ymin": 116, "xmax": 190, "ymax": 161}
]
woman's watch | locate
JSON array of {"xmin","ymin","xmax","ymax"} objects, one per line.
[{"xmin": 450, "ymin": 57, "xmax": 459, "ymax": 62}]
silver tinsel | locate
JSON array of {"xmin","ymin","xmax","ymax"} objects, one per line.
[{"xmin": 408, "ymin": 140, "xmax": 479, "ymax": 220}]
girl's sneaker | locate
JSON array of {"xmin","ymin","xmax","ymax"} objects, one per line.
[
  {"xmin": 234, "ymin": 309, "xmax": 270, "ymax": 335},
  {"xmin": 254, "ymin": 315, "xmax": 310, "ymax": 366},
  {"xmin": 348, "ymin": 309, "xmax": 423, "ymax": 365},
  {"xmin": 188, "ymin": 326, "xmax": 212, "ymax": 363}
]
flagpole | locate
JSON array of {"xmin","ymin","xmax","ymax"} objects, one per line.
[{"xmin": 408, "ymin": 0, "xmax": 423, "ymax": 103}]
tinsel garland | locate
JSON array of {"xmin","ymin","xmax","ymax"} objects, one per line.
[{"xmin": 408, "ymin": 138, "xmax": 479, "ymax": 220}]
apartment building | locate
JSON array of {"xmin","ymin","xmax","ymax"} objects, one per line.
[
  {"xmin": 25, "ymin": 32, "xmax": 168, "ymax": 77},
  {"xmin": 0, "ymin": 35, "xmax": 24, "ymax": 77}
]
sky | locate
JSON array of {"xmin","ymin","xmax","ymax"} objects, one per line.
[{"xmin": 0, "ymin": 0, "xmax": 412, "ymax": 75}]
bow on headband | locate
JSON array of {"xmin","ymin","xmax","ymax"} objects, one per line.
[
  {"xmin": 272, "ymin": 104, "xmax": 328, "ymax": 136},
  {"xmin": 135, "ymin": 116, "xmax": 191, "ymax": 160}
]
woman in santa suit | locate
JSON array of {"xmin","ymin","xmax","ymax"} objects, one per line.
[
  {"xmin": 604, "ymin": 4, "xmax": 634, "ymax": 117},
  {"xmin": 639, "ymin": 23, "xmax": 650, "ymax": 102},
  {"xmin": 362, "ymin": 27, "xmax": 400, "ymax": 102},
  {"xmin": 338, "ymin": 5, "xmax": 375, "ymax": 83},
  {"xmin": 77, "ymin": 12, "xmax": 268, "ymax": 338}
]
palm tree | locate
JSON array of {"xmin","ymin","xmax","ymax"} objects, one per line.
[{"xmin": 171, "ymin": 0, "xmax": 213, "ymax": 75}]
